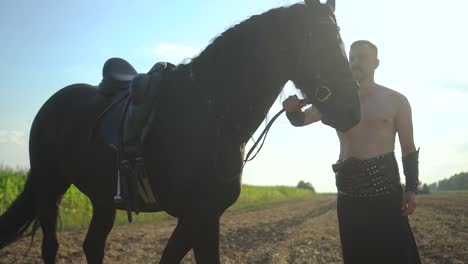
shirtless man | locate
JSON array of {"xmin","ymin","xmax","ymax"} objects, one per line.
[{"xmin": 283, "ymin": 40, "xmax": 421, "ymax": 263}]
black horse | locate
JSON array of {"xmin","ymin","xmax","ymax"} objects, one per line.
[{"xmin": 0, "ymin": 1, "xmax": 360, "ymax": 263}]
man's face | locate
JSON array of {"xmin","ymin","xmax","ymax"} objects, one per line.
[{"xmin": 349, "ymin": 45, "xmax": 378, "ymax": 82}]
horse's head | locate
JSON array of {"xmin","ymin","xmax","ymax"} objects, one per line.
[{"xmin": 289, "ymin": 0, "xmax": 360, "ymax": 132}]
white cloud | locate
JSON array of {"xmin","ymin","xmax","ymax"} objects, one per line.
[
  {"xmin": 415, "ymin": 127, "xmax": 468, "ymax": 184},
  {"xmin": 431, "ymin": 80, "xmax": 468, "ymax": 93},
  {"xmin": 0, "ymin": 130, "xmax": 27, "ymax": 146},
  {"xmin": 0, "ymin": 130, "xmax": 29, "ymax": 168},
  {"xmin": 396, "ymin": 78, "xmax": 468, "ymax": 115},
  {"xmin": 154, "ymin": 43, "xmax": 200, "ymax": 63}
]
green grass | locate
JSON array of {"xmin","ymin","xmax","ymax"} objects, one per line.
[
  {"xmin": 229, "ymin": 185, "xmax": 314, "ymax": 210},
  {"xmin": 1, "ymin": 168, "xmax": 314, "ymax": 230},
  {"xmin": 0, "ymin": 167, "xmax": 28, "ymax": 210}
]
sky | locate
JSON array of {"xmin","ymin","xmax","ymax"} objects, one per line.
[{"xmin": 1, "ymin": 0, "xmax": 467, "ymax": 192}]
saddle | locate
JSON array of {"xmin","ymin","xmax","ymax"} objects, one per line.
[
  {"xmin": 91, "ymin": 57, "xmax": 175, "ymax": 222},
  {"xmin": 98, "ymin": 57, "xmax": 138, "ymax": 97}
]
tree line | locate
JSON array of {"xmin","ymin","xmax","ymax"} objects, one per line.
[{"xmin": 427, "ymin": 171, "xmax": 468, "ymax": 192}]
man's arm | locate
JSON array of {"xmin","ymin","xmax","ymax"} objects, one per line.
[
  {"xmin": 395, "ymin": 94, "xmax": 419, "ymax": 216},
  {"xmin": 283, "ymin": 95, "xmax": 321, "ymax": 127},
  {"xmin": 303, "ymin": 105, "xmax": 322, "ymax": 125},
  {"xmin": 395, "ymin": 95, "xmax": 416, "ymax": 155}
]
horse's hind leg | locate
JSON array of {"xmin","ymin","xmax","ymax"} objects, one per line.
[
  {"xmin": 83, "ymin": 200, "xmax": 116, "ymax": 264},
  {"xmin": 36, "ymin": 171, "xmax": 71, "ymax": 264},
  {"xmin": 38, "ymin": 196, "xmax": 62, "ymax": 264}
]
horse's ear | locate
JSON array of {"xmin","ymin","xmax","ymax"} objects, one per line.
[
  {"xmin": 326, "ymin": 0, "xmax": 336, "ymax": 12},
  {"xmin": 304, "ymin": 0, "xmax": 321, "ymax": 9}
]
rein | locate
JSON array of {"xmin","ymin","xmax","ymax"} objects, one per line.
[{"xmin": 243, "ymin": 99, "xmax": 310, "ymax": 165}]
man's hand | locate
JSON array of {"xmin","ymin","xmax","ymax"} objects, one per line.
[
  {"xmin": 282, "ymin": 95, "xmax": 306, "ymax": 112},
  {"xmin": 401, "ymin": 191, "xmax": 417, "ymax": 216}
]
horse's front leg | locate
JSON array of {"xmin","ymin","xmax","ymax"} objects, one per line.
[
  {"xmin": 160, "ymin": 218, "xmax": 193, "ymax": 263},
  {"xmin": 160, "ymin": 212, "xmax": 221, "ymax": 264},
  {"xmin": 191, "ymin": 213, "xmax": 221, "ymax": 264}
]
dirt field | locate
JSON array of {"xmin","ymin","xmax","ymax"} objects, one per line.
[{"xmin": 1, "ymin": 193, "xmax": 466, "ymax": 263}]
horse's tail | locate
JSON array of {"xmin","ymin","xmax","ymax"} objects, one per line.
[{"xmin": 0, "ymin": 170, "xmax": 38, "ymax": 249}]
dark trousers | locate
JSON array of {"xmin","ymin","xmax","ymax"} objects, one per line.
[{"xmin": 337, "ymin": 189, "xmax": 421, "ymax": 264}]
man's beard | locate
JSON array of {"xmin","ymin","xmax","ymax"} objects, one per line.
[{"xmin": 351, "ymin": 68, "xmax": 369, "ymax": 82}]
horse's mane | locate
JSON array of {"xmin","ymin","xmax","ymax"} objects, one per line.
[
  {"xmin": 186, "ymin": 3, "xmax": 306, "ymax": 86},
  {"xmin": 167, "ymin": 3, "xmax": 310, "ymax": 141}
]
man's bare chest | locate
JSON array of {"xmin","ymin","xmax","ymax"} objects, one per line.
[{"xmin": 359, "ymin": 96, "xmax": 396, "ymax": 127}]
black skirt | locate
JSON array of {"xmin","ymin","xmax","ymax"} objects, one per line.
[{"xmin": 334, "ymin": 153, "xmax": 421, "ymax": 264}]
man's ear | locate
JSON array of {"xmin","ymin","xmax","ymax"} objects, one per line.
[{"xmin": 375, "ymin": 58, "xmax": 380, "ymax": 69}]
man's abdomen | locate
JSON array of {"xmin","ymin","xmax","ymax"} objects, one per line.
[{"xmin": 338, "ymin": 121, "xmax": 397, "ymax": 160}]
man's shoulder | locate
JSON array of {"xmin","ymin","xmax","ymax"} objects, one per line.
[{"xmin": 376, "ymin": 85, "xmax": 408, "ymax": 102}]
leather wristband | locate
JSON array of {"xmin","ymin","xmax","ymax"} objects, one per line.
[
  {"xmin": 286, "ymin": 111, "xmax": 305, "ymax": 127},
  {"xmin": 402, "ymin": 149, "xmax": 420, "ymax": 193}
]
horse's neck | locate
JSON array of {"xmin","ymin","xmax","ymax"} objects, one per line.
[
  {"xmin": 192, "ymin": 57, "xmax": 287, "ymax": 142},
  {"xmin": 191, "ymin": 43, "xmax": 290, "ymax": 141}
]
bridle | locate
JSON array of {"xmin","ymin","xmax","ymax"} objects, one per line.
[
  {"xmin": 243, "ymin": 11, "xmax": 347, "ymax": 165},
  {"xmin": 295, "ymin": 13, "xmax": 341, "ymax": 108}
]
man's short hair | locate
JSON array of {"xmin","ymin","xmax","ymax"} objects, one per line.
[{"xmin": 351, "ymin": 40, "xmax": 378, "ymax": 56}]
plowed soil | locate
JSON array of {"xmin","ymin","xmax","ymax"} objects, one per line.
[{"xmin": 1, "ymin": 193, "xmax": 466, "ymax": 263}]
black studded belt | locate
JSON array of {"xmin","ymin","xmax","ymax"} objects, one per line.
[{"xmin": 332, "ymin": 152, "xmax": 402, "ymax": 198}]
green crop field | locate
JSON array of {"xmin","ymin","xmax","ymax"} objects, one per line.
[{"xmin": 0, "ymin": 168, "xmax": 314, "ymax": 230}]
